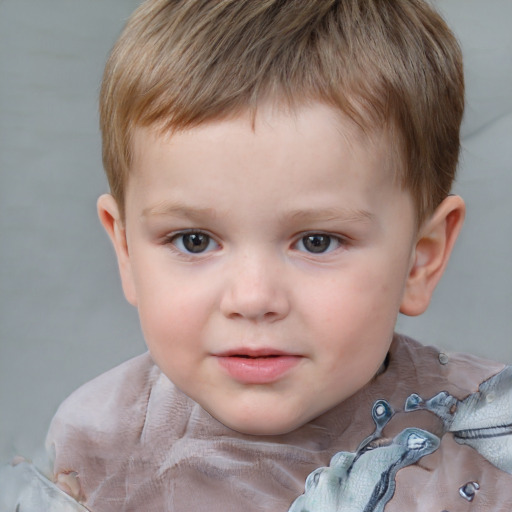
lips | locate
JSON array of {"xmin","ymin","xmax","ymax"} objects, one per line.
[{"xmin": 214, "ymin": 348, "xmax": 302, "ymax": 384}]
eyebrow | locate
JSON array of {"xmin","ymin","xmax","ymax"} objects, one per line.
[
  {"xmin": 141, "ymin": 202, "xmax": 375, "ymax": 225},
  {"xmin": 141, "ymin": 201, "xmax": 219, "ymax": 221},
  {"xmin": 286, "ymin": 207, "xmax": 376, "ymax": 224}
]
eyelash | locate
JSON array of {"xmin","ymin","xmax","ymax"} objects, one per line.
[
  {"xmin": 165, "ymin": 231, "xmax": 220, "ymax": 255},
  {"xmin": 293, "ymin": 233, "xmax": 347, "ymax": 255},
  {"xmin": 165, "ymin": 230, "xmax": 347, "ymax": 256}
]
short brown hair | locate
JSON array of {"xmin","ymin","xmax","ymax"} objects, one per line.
[{"xmin": 100, "ymin": 0, "xmax": 464, "ymax": 223}]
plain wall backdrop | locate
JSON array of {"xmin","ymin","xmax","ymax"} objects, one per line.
[{"xmin": 0, "ymin": 0, "xmax": 511, "ymax": 462}]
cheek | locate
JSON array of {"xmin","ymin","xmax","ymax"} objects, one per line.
[
  {"xmin": 136, "ymin": 293, "xmax": 207, "ymax": 389},
  {"xmin": 131, "ymin": 268, "xmax": 212, "ymax": 356},
  {"xmin": 308, "ymin": 267, "xmax": 398, "ymax": 318},
  {"xmin": 300, "ymin": 259, "xmax": 406, "ymax": 349}
]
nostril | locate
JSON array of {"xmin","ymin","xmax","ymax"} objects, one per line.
[{"xmin": 220, "ymin": 288, "xmax": 290, "ymax": 321}]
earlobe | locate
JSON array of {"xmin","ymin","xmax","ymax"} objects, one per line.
[
  {"xmin": 400, "ymin": 195, "xmax": 465, "ymax": 316},
  {"xmin": 97, "ymin": 194, "xmax": 138, "ymax": 306}
]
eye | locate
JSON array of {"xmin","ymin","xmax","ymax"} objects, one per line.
[
  {"xmin": 170, "ymin": 231, "xmax": 218, "ymax": 254},
  {"xmin": 295, "ymin": 233, "xmax": 342, "ymax": 254}
]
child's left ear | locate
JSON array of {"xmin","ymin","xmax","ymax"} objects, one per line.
[{"xmin": 400, "ymin": 195, "xmax": 465, "ymax": 316}]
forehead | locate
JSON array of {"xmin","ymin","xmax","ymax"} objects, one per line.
[{"xmin": 130, "ymin": 101, "xmax": 397, "ymax": 185}]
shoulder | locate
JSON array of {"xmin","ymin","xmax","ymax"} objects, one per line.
[
  {"xmin": 45, "ymin": 353, "xmax": 199, "ymax": 506},
  {"xmin": 45, "ymin": 353, "xmax": 180, "ymax": 481},
  {"xmin": 391, "ymin": 335, "xmax": 512, "ymax": 504},
  {"xmin": 47, "ymin": 352, "xmax": 160, "ymax": 442},
  {"xmin": 43, "ymin": 354, "xmax": 162, "ymax": 502},
  {"xmin": 390, "ymin": 333, "xmax": 506, "ymax": 400}
]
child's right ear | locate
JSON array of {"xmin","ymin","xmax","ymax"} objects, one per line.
[{"xmin": 97, "ymin": 194, "xmax": 138, "ymax": 306}]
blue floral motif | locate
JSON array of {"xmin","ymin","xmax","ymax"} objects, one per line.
[
  {"xmin": 288, "ymin": 400, "xmax": 439, "ymax": 512},
  {"xmin": 405, "ymin": 365, "xmax": 512, "ymax": 474}
]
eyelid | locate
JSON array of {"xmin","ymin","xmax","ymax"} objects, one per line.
[
  {"xmin": 165, "ymin": 229, "xmax": 221, "ymax": 255},
  {"xmin": 292, "ymin": 232, "xmax": 348, "ymax": 254}
]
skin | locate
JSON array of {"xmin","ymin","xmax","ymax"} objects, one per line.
[{"xmin": 99, "ymin": 102, "xmax": 465, "ymax": 435}]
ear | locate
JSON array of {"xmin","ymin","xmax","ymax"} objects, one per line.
[
  {"xmin": 400, "ymin": 195, "xmax": 465, "ymax": 316},
  {"xmin": 97, "ymin": 194, "xmax": 138, "ymax": 306}
]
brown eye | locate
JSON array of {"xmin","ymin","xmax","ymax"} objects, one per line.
[
  {"xmin": 303, "ymin": 235, "xmax": 330, "ymax": 253},
  {"xmin": 298, "ymin": 234, "xmax": 340, "ymax": 254},
  {"xmin": 182, "ymin": 233, "xmax": 210, "ymax": 253},
  {"xmin": 173, "ymin": 232, "xmax": 217, "ymax": 254}
]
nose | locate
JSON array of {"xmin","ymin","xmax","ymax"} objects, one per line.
[{"xmin": 220, "ymin": 252, "xmax": 290, "ymax": 322}]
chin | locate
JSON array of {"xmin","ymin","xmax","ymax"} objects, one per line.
[
  {"xmin": 219, "ymin": 412, "xmax": 305, "ymax": 436},
  {"xmin": 231, "ymin": 423, "xmax": 299, "ymax": 436}
]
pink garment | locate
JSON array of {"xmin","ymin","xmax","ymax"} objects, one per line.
[{"xmin": 46, "ymin": 335, "xmax": 512, "ymax": 511}]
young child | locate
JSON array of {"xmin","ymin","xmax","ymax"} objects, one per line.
[{"xmin": 6, "ymin": 0, "xmax": 512, "ymax": 510}]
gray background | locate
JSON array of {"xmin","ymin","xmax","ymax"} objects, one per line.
[{"xmin": 0, "ymin": 0, "xmax": 511, "ymax": 462}]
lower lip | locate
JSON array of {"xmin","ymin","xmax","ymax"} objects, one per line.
[{"xmin": 216, "ymin": 355, "xmax": 301, "ymax": 384}]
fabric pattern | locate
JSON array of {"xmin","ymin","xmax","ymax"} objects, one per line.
[
  {"xmin": 289, "ymin": 365, "xmax": 512, "ymax": 511},
  {"xmin": 5, "ymin": 335, "xmax": 512, "ymax": 511}
]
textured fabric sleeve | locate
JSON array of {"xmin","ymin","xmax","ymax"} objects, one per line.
[{"xmin": 45, "ymin": 353, "xmax": 160, "ymax": 506}]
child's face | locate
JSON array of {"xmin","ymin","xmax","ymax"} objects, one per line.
[{"xmin": 114, "ymin": 103, "xmax": 420, "ymax": 435}]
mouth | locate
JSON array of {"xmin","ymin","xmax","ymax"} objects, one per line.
[
  {"xmin": 216, "ymin": 348, "xmax": 295, "ymax": 358},
  {"xmin": 214, "ymin": 348, "xmax": 303, "ymax": 384}
]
